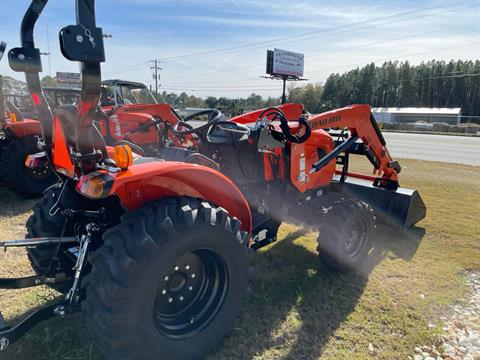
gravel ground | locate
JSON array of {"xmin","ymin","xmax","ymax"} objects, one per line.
[{"xmin": 412, "ymin": 272, "xmax": 480, "ymax": 360}]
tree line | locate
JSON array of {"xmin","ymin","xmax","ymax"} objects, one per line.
[
  {"xmin": 3, "ymin": 59, "xmax": 479, "ymax": 118},
  {"xmin": 159, "ymin": 59, "xmax": 480, "ymax": 118},
  {"xmin": 155, "ymin": 91, "xmax": 281, "ymax": 116},
  {"xmin": 320, "ymin": 60, "xmax": 479, "ymax": 117}
]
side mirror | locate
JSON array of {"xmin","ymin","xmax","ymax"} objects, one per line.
[{"xmin": 0, "ymin": 41, "xmax": 6, "ymax": 61}]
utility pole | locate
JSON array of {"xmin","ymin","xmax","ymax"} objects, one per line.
[
  {"xmin": 40, "ymin": 25, "xmax": 51, "ymax": 76},
  {"xmin": 150, "ymin": 59, "xmax": 162, "ymax": 96},
  {"xmin": 281, "ymin": 75, "xmax": 287, "ymax": 104},
  {"xmin": 40, "ymin": 51, "xmax": 51, "ymax": 77}
]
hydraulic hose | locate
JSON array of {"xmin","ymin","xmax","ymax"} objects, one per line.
[{"xmin": 258, "ymin": 107, "xmax": 311, "ymax": 144}]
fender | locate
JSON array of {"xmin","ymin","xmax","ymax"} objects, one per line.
[
  {"xmin": 3, "ymin": 119, "xmax": 41, "ymax": 138},
  {"xmin": 76, "ymin": 161, "xmax": 252, "ymax": 232}
]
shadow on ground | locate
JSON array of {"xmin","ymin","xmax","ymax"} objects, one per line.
[
  {"xmin": 0, "ymin": 185, "xmax": 37, "ymax": 217},
  {"xmin": 1, "ymin": 226, "xmax": 425, "ymax": 360}
]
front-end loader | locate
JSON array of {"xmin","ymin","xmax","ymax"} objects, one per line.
[{"xmin": 0, "ymin": 0, "xmax": 426, "ymax": 359}]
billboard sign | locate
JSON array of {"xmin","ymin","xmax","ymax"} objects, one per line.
[
  {"xmin": 267, "ymin": 48, "xmax": 304, "ymax": 78},
  {"xmin": 57, "ymin": 72, "xmax": 81, "ymax": 83}
]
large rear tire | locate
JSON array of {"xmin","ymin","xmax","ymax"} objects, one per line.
[
  {"xmin": 3, "ymin": 135, "xmax": 57, "ymax": 197},
  {"xmin": 317, "ymin": 197, "xmax": 376, "ymax": 272},
  {"xmin": 26, "ymin": 183, "xmax": 76, "ymax": 293},
  {"xmin": 0, "ymin": 135, "xmax": 10, "ymax": 182},
  {"xmin": 82, "ymin": 197, "xmax": 250, "ymax": 360}
]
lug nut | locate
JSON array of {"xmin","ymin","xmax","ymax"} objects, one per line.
[
  {"xmin": 168, "ymin": 298, "xmax": 173, "ymax": 303},
  {"xmin": 191, "ymin": 273, "xmax": 196, "ymax": 278},
  {"xmin": 179, "ymin": 296, "xmax": 184, "ymax": 301},
  {"xmin": 188, "ymin": 286, "xmax": 193, "ymax": 291},
  {"xmin": 161, "ymin": 289, "xmax": 167, "ymax": 295},
  {"xmin": 174, "ymin": 266, "xmax": 179, "ymax": 271},
  {"xmin": 164, "ymin": 276, "xmax": 169, "ymax": 281},
  {"xmin": 186, "ymin": 265, "xmax": 190, "ymax": 270}
]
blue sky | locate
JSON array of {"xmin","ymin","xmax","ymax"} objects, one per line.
[{"xmin": 0, "ymin": 0, "xmax": 478, "ymax": 98}]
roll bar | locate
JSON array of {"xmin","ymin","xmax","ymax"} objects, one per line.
[
  {"xmin": 8, "ymin": 0, "xmax": 53, "ymax": 144},
  {"xmin": 8, "ymin": 0, "xmax": 105, "ymax": 174},
  {"xmin": 0, "ymin": 41, "xmax": 5, "ymax": 61},
  {"xmin": 59, "ymin": 0, "xmax": 105, "ymax": 164},
  {"xmin": 0, "ymin": 41, "xmax": 6, "ymax": 120}
]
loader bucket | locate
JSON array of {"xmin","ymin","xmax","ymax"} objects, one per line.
[{"xmin": 331, "ymin": 174, "xmax": 426, "ymax": 228}]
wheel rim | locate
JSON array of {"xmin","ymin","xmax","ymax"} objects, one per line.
[
  {"xmin": 153, "ymin": 249, "xmax": 228, "ymax": 340},
  {"xmin": 343, "ymin": 220, "xmax": 367, "ymax": 258}
]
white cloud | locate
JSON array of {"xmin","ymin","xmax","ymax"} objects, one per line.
[{"xmin": 1, "ymin": 0, "xmax": 478, "ymax": 98}]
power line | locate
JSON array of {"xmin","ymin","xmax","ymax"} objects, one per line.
[
  {"xmin": 158, "ymin": 87, "xmax": 282, "ymax": 92},
  {"xmin": 161, "ymin": 84, "xmax": 283, "ymax": 89},
  {"xmin": 305, "ymin": 41, "xmax": 480, "ymax": 76},
  {"xmin": 291, "ymin": 73, "xmax": 480, "ymax": 92},
  {"xmin": 150, "ymin": 59, "xmax": 162, "ymax": 96},
  {"xmin": 103, "ymin": 61, "xmax": 150, "ymax": 76},
  {"xmin": 108, "ymin": 1, "xmax": 474, "ymax": 78},
  {"xmin": 396, "ymin": 73, "xmax": 480, "ymax": 82},
  {"xmin": 163, "ymin": 43, "xmax": 479, "ymax": 93},
  {"xmin": 158, "ymin": 1, "xmax": 475, "ymax": 63},
  {"xmin": 160, "ymin": 23, "xmax": 477, "ymax": 83}
]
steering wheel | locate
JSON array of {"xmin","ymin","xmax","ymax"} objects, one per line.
[
  {"xmin": 206, "ymin": 120, "xmax": 250, "ymax": 143},
  {"xmin": 173, "ymin": 109, "xmax": 223, "ymax": 136}
]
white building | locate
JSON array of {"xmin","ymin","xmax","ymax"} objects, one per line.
[{"xmin": 372, "ymin": 107, "xmax": 461, "ymax": 126}]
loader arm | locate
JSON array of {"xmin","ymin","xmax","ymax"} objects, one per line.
[
  {"xmin": 58, "ymin": 0, "xmax": 105, "ymax": 174},
  {"xmin": 305, "ymin": 104, "xmax": 426, "ymax": 227},
  {"xmin": 308, "ymin": 104, "xmax": 399, "ymax": 183}
]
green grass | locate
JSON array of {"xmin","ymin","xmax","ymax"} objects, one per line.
[{"xmin": 0, "ymin": 159, "xmax": 479, "ymax": 359}]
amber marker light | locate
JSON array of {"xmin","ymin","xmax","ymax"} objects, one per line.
[
  {"xmin": 113, "ymin": 144, "xmax": 133, "ymax": 170},
  {"xmin": 76, "ymin": 172, "xmax": 114, "ymax": 199}
]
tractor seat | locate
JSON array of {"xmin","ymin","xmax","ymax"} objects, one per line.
[{"xmin": 55, "ymin": 105, "xmax": 109, "ymax": 159}]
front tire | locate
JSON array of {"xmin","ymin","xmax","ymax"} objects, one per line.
[
  {"xmin": 317, "ymin": 197, "xmax": 376, "ymax": 272},
  {"xmin": 82, "ymin": 197, "xmax": 250, "ymax": 360},
  {"xmin": 3, "ymin": 135, "xmax": 57, "ymax": 197}
]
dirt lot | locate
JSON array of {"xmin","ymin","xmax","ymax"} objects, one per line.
[{"xmin": 0, "ymin": 158, "xmax": 479, "ymax": 360}]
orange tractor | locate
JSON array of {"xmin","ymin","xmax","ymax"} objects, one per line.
[
  {"xmin": 0, "ymin": 41, "xmax": 58, "ymax": 196},
  {"xmin": 0, "ymin": 67, "xmax": 203, "ymax": 197},
  {"xmin": 0, "ymin": 1, "xmax": 426, "ymax": 359}
]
